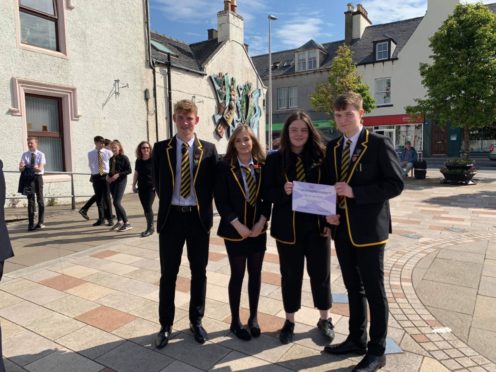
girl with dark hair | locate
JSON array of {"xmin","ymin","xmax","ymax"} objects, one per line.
[
  {"xmin": 108, "ymin": 140, "xmax": 132, "ymax": 232},
  {"xmin": 264, "ymin": 111, "xmax": 335, "ymax": 344},
  {"xmin": 132, "ymin": 141, "xmax": 155, "ymax": 237},
  {"xmin": 214, "ymin": 124, "xmax": 271, "ymax": 341}
]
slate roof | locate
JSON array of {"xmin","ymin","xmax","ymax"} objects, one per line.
[
  {"xmin": 150, "ymin": 32, "xmax": 220, "ymax": 74},
  {"xmin": 252, "ymin": 15, "xmax": 423, "ymax": 79}
]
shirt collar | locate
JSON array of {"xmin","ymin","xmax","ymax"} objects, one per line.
[
  {"xmin": 176, "ymin": 136, "xmax": 195, "ymax": 148},
  {"xmin": 237, "ymin": 157, "xmax": 254, "ymax": 169}
]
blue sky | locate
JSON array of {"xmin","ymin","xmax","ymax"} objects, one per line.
[{"xmin": 150, "ymin": 0, "xmax": 493, "ymax": 56}]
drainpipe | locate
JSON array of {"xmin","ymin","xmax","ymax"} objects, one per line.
[
  {"xmin": 143, "ymin": 0, "xmax": 160, "ymax": 142},
  {"xmin": 166, "ymin": 53, "xmax": 173, "ymax": 137}
]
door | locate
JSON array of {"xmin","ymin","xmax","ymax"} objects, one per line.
[
  {"xmin": 431, "ymin": 123, "xmax": 448, "ymax": 155},
  {"xmin": 374, "ymin": 128, "xmax": 396, "ymax": 148}
]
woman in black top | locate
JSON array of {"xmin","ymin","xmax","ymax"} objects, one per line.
[
  {"xmin": 214, "ymin": 125, "xmax": 271, "ymax": 341},
  {"xmin": 108, "ymin": 140, "xmax": 132, "ymax": 232},
  {"xmin": 264, "ymin": 111, "xmax": 334, "ymax": 344},
  {"xmin": 132, "ymin": 141, "xmax": 155, "ymax": 237}
]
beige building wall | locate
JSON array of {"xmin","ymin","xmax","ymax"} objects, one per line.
[
  {"xmin": 157, "ymin": 41, "xmax": 266, "ymax": 154},
  {"xmin": 1, "ymin": 0, "xmax": 154, "ymax": 205}
]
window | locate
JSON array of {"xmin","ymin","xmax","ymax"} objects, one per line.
[
  {"xmin": 308, "ymin": 50, "xmax": 317, "ymax": 70},
  {"xmin": 19, "ymin": 0, "xmax": 59, "ymax": 51},
  {"xmin": 277, "ymin": 87, "xmax": 297, "ymax": 109},
  {"xmin": 375, "ymin": 41, "xmax": 389, "ymax": 61},
  {"xmin": 375, "ymin": 78, "xmax": 391, "ymax": 106},
  {"xmin": 295, "ymin": 50, "xmax": 319, "ymax": 72},
  {"xmin": 26, "ymin": 95, "xmax": 64, "ymax": 171}
]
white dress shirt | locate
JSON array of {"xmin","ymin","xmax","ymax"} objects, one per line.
[
  {"xmin": 88, "ymin": 148, "xmax": 113, "ymax": 175},
  {"xmin": 171, "ymin": 137, "xmax": 197, "ymax": 206},
  {"xmin": 20, "ymin": 150, "xmax": 46, "ymax": 175}
]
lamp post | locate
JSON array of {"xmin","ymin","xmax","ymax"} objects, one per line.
[{"xmin": 268, "ymin": 14, "xmax": 277, "ymax": 150}]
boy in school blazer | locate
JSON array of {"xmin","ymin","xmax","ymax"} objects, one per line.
[
  {"xmin": 152, "ymin": 99, "xmax": 218, "ymax": 349},
  {"xmin": 323, "ymin": 92, "xmax": 403, "ymax": 372}
]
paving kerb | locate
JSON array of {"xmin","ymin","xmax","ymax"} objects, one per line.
[{"xmin": 1, "ymin": 168, "xmax": 496, "ymax": 371}]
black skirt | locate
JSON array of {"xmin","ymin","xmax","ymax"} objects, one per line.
[{"xmin": 224, "ymin": 233, "xmax": 267, "ymax": 256}]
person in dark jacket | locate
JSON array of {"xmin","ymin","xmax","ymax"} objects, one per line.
[
  {"xmin": 264, "ymin": 111, "xmax": 335, "ymax": 345},
  {"xmin": 132, "ymin": 141, "xmax": 155, "ymax": 237},
  {"xmin": 1, "ymin": 159, "xmax": 14, "ymax": 371},
  {"xmin": 152, "ymin": 99, "xmax": 218, "ymax": 349},
  {"xmin": 108, "ymin": 140, "xmax": 132, "ymax": 232},
  {"xmin": 214, "ymin": 125, "xmax": 270, "ymax": 341},
  {"xmin": 323, "ymin": 92, "xmax": 404, "ymax": 372}
]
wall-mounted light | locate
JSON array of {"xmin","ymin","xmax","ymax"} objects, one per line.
[
  {"xmin": 114, "ymin": 79, "xmax": 129, "ymax": 97},
  {"xmin": 192, "ymin": 95, "xmax": 204, "ymax": 104}
]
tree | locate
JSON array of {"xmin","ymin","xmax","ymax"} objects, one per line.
[
  {"xmin": 311, "ymin": 44, "xmax": 375, "ymax": 117},
  {"xmin": 406, "ymin": 3, "xmax": 496, "ymax": 157}
]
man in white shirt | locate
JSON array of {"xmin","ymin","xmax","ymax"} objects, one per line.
[
  {"xmin": 19, "ymin": 137, "xmax": 46, "ymax": 231},
  {"xmin": 87, "ymin": 136, "xmax": 113, "ymax": 226}
]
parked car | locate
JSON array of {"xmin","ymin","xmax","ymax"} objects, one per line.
[{"xmin": 489, "ymin": 144, "xmax": 496, "ymax": 161}]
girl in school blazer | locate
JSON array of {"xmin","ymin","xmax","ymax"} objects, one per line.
[
  {"xmin": 214, "ymin": 125, "xmax": 271, "ymax": 341},
  {"xmin": 263, "ymin": 111, "xmax": 335, "ymax": 344}
]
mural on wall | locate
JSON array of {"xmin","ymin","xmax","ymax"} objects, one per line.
[{"xmin": 210, "ymin": 73, "xmax": 262, "ymax": 138}]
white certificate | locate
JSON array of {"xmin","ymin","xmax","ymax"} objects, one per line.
[{"xmin": 292, "ymin": 181, "xmax": 336, "ymax": 216}]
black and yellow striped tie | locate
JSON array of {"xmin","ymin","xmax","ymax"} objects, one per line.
[
  {"xmin": 98, "ymin": 151, "xmax": 104, "ymax": 176},
  {"xmin": 295, "ymin": 156, "xmax": 305, "ymax": 181},
  {"xmin": 338, "ymin": 139, "xmax": 352, "ymax": 209},
  {"xmin": 180, "ymin": 143, "xmax": 191, "ymax": 198},
  {"xmin": 243, "ymin": 166, "xmax": 257, "ymax": 206}
]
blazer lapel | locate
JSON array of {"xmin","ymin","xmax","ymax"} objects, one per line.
[
  {"xmin": 332, "ymin": 136, "xmax": 343, "ymax": 181},
  {"xmin": 166, "ymin": 137, "xmax": 176, "ymax": 189},
  {"xmin": 230, "ymin": 159, "xmax": 247, "ymax": 198},
  {"xmin": 192, "ymin": 135, "xmax": 204, "ymax": 185},
  {"xmin": 347, "ymin": 128, "xmax": 369, "ymax": 182}
]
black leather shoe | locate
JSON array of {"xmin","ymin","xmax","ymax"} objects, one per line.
[
  {"xmin": 106, "ymin": 220, "xmax": 114, "ymax": 227},
  {"xmin": 155, "ymin": 326, "xmax": 172, "ymax": 349},
  {"xmin": 317, "ymin": 318, "xmax": 335, "ymax": 341},
  {"xmin": 28, "ymin": 225, "xmax": 36, "ymax": 231},
  {"xmin": 141, "ymin": 228, "xmax": 154, "ymax": 238},
  {"xmin": 248, "ymin": 318, "xmax": 261, "ymax": 338},
  {"xmin": 279, "ymin": 320, "xmax": 295, "ymax": 344},
  {"xmin": 190, "ymin": 323, "xmax": 208, "ymax": 344},
  {"xmin": 352, "ymin": 354, "xmax": 386, "ymax": 372},
  {"xmin": 92, "ymin": 220, "xmax": 104, "ymax": 226},
  {"xmin": 79, "ymin": 209, "xmax": 89, "ymax": 220},
  {"xmin": 230, "ymin": 323, "xmax": 251, "ymax": 341},
  {"xmin": 324, "ymin": 338, "xmax": 367, "ymax": 355}
]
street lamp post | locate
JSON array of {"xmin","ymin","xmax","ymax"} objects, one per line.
[{"xmin": 268, "ymin": 14, "xmax": 277, "ymax": 150}]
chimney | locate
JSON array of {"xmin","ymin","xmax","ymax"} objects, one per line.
[
  {"xmin": 344, "ymin": 3, "xmax": 354, "ymax": 44},
  {"xmin": 217, "ymin": 1, "xmax": 244, "ymax": 43},
  {"xmin": 208, "ymin": 28, "xmax": 218, "ymax": 40}
]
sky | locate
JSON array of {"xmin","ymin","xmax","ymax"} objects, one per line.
[{"xmin": 149, "ymin": 0, "xmax": 494, "ymax": 56}]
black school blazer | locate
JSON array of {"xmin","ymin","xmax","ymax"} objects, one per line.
[
  {"xmin": 323, "ymin": 128, "xmax": 404, "ymax": 247},
  {"xmin": 214, "ymin": 158, "xmax": 271, "ymax": 241},
  {"xmin": 152, "ymin": 135, "xmax": 218, "ymax": 233},
  {"xmin": 263, "ymin": 150, "xmax": 325, "ymax": 244}
]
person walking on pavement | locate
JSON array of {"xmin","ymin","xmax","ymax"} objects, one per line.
[
  {"xmin": 214, "ymin": 125, "xmax": 270, "ymax": 341},
  {"xmin": 152, "ymin": 99, "xmax": 218, "ymax": 349},
  {"xmin": 0, "ymin": 159, "xmax": 15, "ymax": 372},
  {"xmin": 19, "ymin": 137, "xmax": 46, "ymax": 231},
  {"xmin": 264, "ymin": 111, "xmax": 335, "ymax": 345},
  {"xmin": 323, "ymin": 92, "xmax": 404, "ymax": 372},
  {"xmin": 132, "ymin": 141, "xmax": 155, "ymax": 237},
  {"xmin": 87, "ymin": 136, "xmax": 113, "ymax": 227},
  {"xmin": 79, "ymin": 139, "xmax": 112, "ymax": 220},
  {"xmin": 108, "ymin": 140, "xmax": 132, "ymax": 232}
]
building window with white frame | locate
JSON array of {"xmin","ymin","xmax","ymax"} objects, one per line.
[
  {"xmin": 307, "ymin": 50, "xmax": 317, "ymax": 70},
  {"xmin": 19, "ymin": 0, "xmax": 59, "ymax": 51},
  {"xmin": 296, "ymin": 52, "xmax": 307, "ymax": 72},
  {"xmin": 277, "ymin": 87, "xmax": 298, "ymax": 110},
  {"xmin": 375, "ymin": 41, "xmax": 389, "ymax": 61},
  {"xmin": 26, "ymin": 94, "xmax": 65, "ymax": 171},
  {"xmin": 375, "ymin": 78, "xmax": 391, "ymax": 106}
]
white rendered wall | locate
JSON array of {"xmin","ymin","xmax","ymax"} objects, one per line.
[{"xmin": 1, "ymin": 0, "xmax": 154, "ymax": 205}]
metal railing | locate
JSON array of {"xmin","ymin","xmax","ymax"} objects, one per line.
[{"xmin": 3, "ymin": 170, "xmax": 93, "ymax": 210}]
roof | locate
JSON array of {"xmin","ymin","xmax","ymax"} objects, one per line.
[
  {"xmin": 151, "ymin": 32, "xmax": 220, "ymax": 74},
  {"xmin": 252, "ymin": 16, "xmax": 422, "ymax": 79}
]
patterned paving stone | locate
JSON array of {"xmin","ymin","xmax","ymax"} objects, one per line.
[
  {"xmin": 39, "ymin": 274, "xmax": 87, "ymax": 291},
  {"xmin": 75, "ymin": 306, "xmax": 137, "ymax": 332}
]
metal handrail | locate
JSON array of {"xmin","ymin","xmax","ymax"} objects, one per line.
[{"xmin": 3, "ymin": 169, "xmax": 93, "ymax": 210}]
